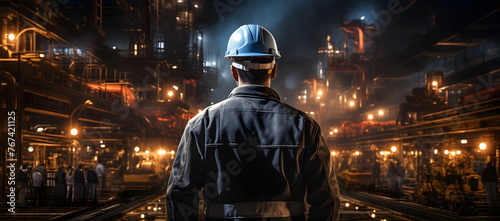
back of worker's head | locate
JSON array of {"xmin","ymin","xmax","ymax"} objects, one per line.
[
  {"xmin": 232, "ymin": 56, "xmax": 275, "ymax": 84},
  {"xmin": 225, "ymin": 24, "xmax": 280, "ymax": 85}
]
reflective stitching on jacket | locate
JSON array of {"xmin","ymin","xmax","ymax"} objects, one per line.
[
  {"xmin": 220, "ymin": 108, "xmax": 299, "ymax": 117},
  {"xmin": 206, "ymin": 143, "xmax": 303, "ymax": 148}
]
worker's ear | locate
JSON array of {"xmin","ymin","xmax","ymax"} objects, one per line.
[
  {"xmin": 231, "ymin": 65, "xmax": 239, "ymax": 82},
  {"xmin": 270, "ymin": 63, "xmax": 277, "ymax": 80}
]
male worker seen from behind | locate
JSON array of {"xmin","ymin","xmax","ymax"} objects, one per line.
[{"xmin": 166, "ymin": 24, "xmax": 340, "ymax": 221}]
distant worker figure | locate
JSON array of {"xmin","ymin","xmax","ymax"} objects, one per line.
[
  {"xmin": 16, "ymin": 165, "xmax": 29, "ymax": 207},
  {"xmin": 55, "ymin": 166, "xmax": 66, "ymax": 205},
  {"xmin": 166, "ymin": 24, "xmax": 340, "ymax": 221},
  {"xmin": 95, "ymin": 161, "xmax": 106, "ymax": 193},
  {"xmin": 386, "ymin": 162, "xmax": 397, "ymax": 193},
  {"xmin": 85, "ymin": 167, "xmax": 99, "ymax": 204},
  {"xmin": 397, "ymin": 161, "xmax": 405, "ymax": 194},
  {"xmin": 481, "ymin": 162, "xmax": 498, "ymax": 215},
  {"xmin": 372, "ymin": 160, "xmax": 381, "ymax": 189},
  {"xmin": 36, "ymin": 163, "xmax": 47, "ymax": 206},
  {"xmin": 73, "ymin": 164, "xmax": 85, "ymax": 205},
  {"xmin": 66, "ymin": 166, "xmax": 75, "ymax": 202},
  {"xmin": 32, "ymin": 167, "xmax": 42, "ymax": 207}
]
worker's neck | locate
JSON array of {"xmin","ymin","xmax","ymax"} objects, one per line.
[{"xmin": 238, "ymin": 80, "xmax": 271, "ymax": 88}]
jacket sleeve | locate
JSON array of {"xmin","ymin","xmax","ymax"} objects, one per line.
[
  {"xmin": 303, "ymin": 125, "xmax": 341, "ymax": 221},
  {"xmin": 166, "ymin": 119, "xmax": 205, "ymax": 221}
]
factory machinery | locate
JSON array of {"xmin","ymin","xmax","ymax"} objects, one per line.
[
  {"xmin": 321, "ymin": 10, "xmax": 500, "ymax": 215},
  {"xmin": 331, "ymin": 75, "xmax": 499, "ymax": 214}
]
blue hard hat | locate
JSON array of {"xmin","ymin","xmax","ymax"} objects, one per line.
[{"xmin": 225, "ymin": 24, "xmax": 281, "ymax": 59}]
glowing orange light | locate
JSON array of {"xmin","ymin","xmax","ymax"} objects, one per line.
[{"xmin": 479, "ymin": 143, "xmax": 487, "ymax": 150}]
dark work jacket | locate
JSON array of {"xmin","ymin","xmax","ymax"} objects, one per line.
[
  {"xmin": 74, "ymin": 169, "xmax": 85, "ymax": 185},
  {"xmin": 372, "ymin": 162, "xmax": 381, "ymax": 176},
  {"xmin": 481, "ymin": 164, "xmax": 498, "ymax": 183},
  {"xmin": 16, "ymin": 169, "xmax": 28, "ymax": 185},
  {"xmin": 55, "ymin": 170, "xmax": 66, "ymax": 185},
  {"xmin": 166, "ymin": 85, "xmax": 340, "ymax": 221},
  {"xmin": 86, "ymin": 170, "xmax": 98, "ymax": 184}
]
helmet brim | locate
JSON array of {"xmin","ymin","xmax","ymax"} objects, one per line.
[{"xmin": 225, "ymin": 52, "xmax": 281, "ymax": 59}]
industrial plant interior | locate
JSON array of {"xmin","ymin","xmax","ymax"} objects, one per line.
[{"xmin": 0, "ymin": 0, "xmax": 499, "ymax": 220}]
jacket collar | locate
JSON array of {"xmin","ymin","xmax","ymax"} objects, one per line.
[{"xmin": 228, "ymin": 85, "xmax": 281, "ymax": 101}]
